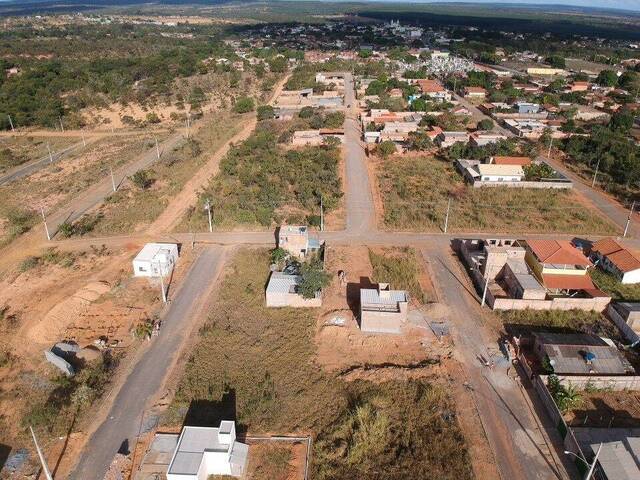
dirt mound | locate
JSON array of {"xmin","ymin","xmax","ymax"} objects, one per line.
[{"xmin": 27, "ymin": 280, "xmax": 111, "ymax": 345}]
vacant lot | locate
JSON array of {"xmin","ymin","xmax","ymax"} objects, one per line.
[
  {"xmin": 565, "ymin": 390, "xmax": 640, "ymax": 428},
  {"xmin": 0, "ymin": 133, "xmax": 164, "ymax": 246},
  {"xmin": 168, "ymin": 248, "xmax": 472, "ymax": 480},
  {"xmin": 590, "ymin": 268, "xmax": 640, "ymax": 302},
  {"xmin": 499, "ymin": 309, "xmax": 619, "ymax": 339},
  {"xmin": 178, "ymin": 122, "xmax": 343, "ymax": 231},
  {"xmin": 376, "ymin": 155, "xmax": 617, "ymax": 234},
  {"xmin": 72, "ymin": 112, "xmax": 244, "ymax": 235},
  {"xmin": 0, "ymin": 135, "xmax": 82, "ymax": 174}
]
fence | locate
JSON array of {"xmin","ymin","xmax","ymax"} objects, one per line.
[
  {"xmin": 518, "ymin": 352, "xmax": 607, "ymax": 480},
  {"xmin": 606, "ymin": 304, "xmax": 640, "ymax": 344},
  {"xmin": 540, "ymin": 373, "xmax": 640, "ymax": 391}
]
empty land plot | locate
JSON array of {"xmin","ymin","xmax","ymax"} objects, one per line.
[
  {"xmin": 75, "ymin": 112, "xmax": 244, "ymax": 235},
  {"xmin": 376, "ymin": 155, "xmax": 617, "ymax": 234},
  {"xmin": 499, "ymin": 309, "xmax": 620, "ymax": 339},
  {"xmin": 0, "ymin": 135, "xmax": 81, "ymax": 174},
  {"xmin": 590, "ymin": 268, "xmax": 640, "ymax": 302},
  {"xmin": 177, "ymin": 121, "xmax": 343, "ymax": 231},
  {"xmin": 167, "ymin": 248, "xmax": 472, "ymax": 480},
  {"xmin": 0, "ymin": 134, "xmax": 162, "ymax": 246},
  {"xmin": 564, "ymin": 390, "xmax": 640, "ymax": 428}
]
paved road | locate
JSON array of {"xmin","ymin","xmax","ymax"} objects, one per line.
[
  {"xmin": 424, "ymin": 246, "xmax": 577, "ymax": 480},
  {"xmin": 0, "ymin": 140, "xmax": 89, "ymax": 186},
  {"xmin": 343, "ymin": 73, "xmax": 376, "ymax": 235},
  {"xmin": 543, "ymin": 155, "xmax": 639, "ymax": 239},
  {"xmin": 69, "ymin": 246, "xmax": 227, "ymax": 480},
  {"xmin": 45, "ymin": 131, "xmax": 187, "ymax": 235}
]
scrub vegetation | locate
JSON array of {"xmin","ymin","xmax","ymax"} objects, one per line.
[
  {"xmin": 377, "ymin": 155, "xmax": 617, "ymax": 234},
  {"xmin": 169, "ymin": 249, "xmax": 472, "ymax": 480}
]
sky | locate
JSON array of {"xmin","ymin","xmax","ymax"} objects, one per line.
[{"xmin": 0, "ymin": 0, "xmax": 638, "ymax": 12}]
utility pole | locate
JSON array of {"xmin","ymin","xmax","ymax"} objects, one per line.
[
  {"xmin": 547, "ymin": 135, "xmax": 553, "ymax": 159},
  {"xmin": 204, "ymin": 199, "xmax": 213, "ymax": 233},
  {"xmin": 444, "ymin": 197, "xmax": 452, "ymax": 233},
  {"xmin": 8, "ymin": 114, "xmax": 14, "ymax": 132},
  {"xmin": 591, "ymin": 157, "xmax": 601, "ymax": 188},
  {"xmin": 81, "ymin": 131, "xmax": 86, "ymax": 147},
  {"xmin": 47, "ymin": 143, "xmax": 53, "ymax": 164},
  {"xmin": 155, "ymin": 137, "xmax": 160, "ymax": 159},
  {"xmin": 40, "ymin": 207, "xmax": 51, "ymax": 241},
  {"xmin": 320, "ymin": 194, "xmax": 324, "ymax": 232},
  {"xmin": 59, "ymin": 117, "xmax": 64, "ymax": 133},
  {"xmin": 186, "ymin": 113, "xmax": 191, "ymax": 139},
  {"xmin": 156, "ymin": 263, "xmax": 167, "ymax": 304},
  {"xmin": 481, "ymin": 276, "xmax": 490, "ymax": 307},
  {"xmin": 584, "ymin": 443, "xmax": 602, "ymax": 480},
  {"xmin": 623, "ymin": 200, "xmax": 635, "ymax": 238},
  {"xmin": 110, "ymin": 166, "xmax": 116, "ymax": 192},
  {"xmin": 30, "ymin": 426, "xmax": 53, "ymax": 480}
]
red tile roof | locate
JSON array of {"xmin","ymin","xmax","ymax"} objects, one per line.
[
  {"xmin": 492, "ymin": 156, "xmax": 532, "ymax": 166},
  {"xmin": 591, "ymin": 238, "xmax": 640, "ymax": 273},
  {"xmin": 527, "ymin": 240, "xmax": 592, "ymax": 266},
  {"xmin": 541, "ymin": 273, "xmax": 595, "ymax": 290},
  {"xmin": 417, "ymin": 79, "xmax": 445, "ymax": 94}
]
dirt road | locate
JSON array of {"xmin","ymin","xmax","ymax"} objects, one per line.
[
  {"xmin": 423, "ymin": 245, "xmax": 577, "ymax": 480},
  {"xmin": 68, "ymin": 245, "xmax": 228, "ymax": 480},
  {"xmin": 146, "ymin": 74, "xmax": 291, "ymax": 235}
]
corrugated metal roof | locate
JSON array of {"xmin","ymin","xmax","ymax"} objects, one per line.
[
  {"xmin": 266, "ymin": 272, "xmax": 301, "ymax": 294},
  {"xmin": 360, "ymin": 288, "xmax": 408, "ymax": 307}
]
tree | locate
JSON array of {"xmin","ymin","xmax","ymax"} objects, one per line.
[
  {"xmin": 546, "ymin": 55, "xmax": 566, "ymax": 69},
  {"xmin": 365, "ymin": 80, "xmax": 387, "ymax": 96},
  {"xmin": 257, "ymin": 105, "xmax": 274, "ymax": 121},
  {"xmin": 233, "ymin": 96, "xmax": 254, "ymax": 114},
  {"xmin": 322, "ymin": 136, "xmax": 341, "ymax": 149},
  {"xmin": 298, "ymin": 260, "xmax": 330, "ymax": 299},
  {"xmin": 477, "ymin": 119, "xmax": 494, "ymax": 131},
  {"xmin": 377, "ymin": 141, "xmax": 397, "ymax": 158},
  {"xmin": 298, "ymin": 106, "xmax": 315, "ymax": 119},
  {"xmin": 523, "ymin": 163, "xmax": 555, "ymax": 181},
  {"xmin": 268, "ymin": 56, "xmax": 287, "ymax": 73},
  {"xmin": 406, "ymin": 131, "xmax": 433, "ymax": 151},
  {"xmin": 131, "ymin": 169, "xmax": 153, "ymax": 190},
  {"xmin": 410, "ymin": 98, "xmax": 427, "ymax": 112},
  {"xmin": 609, "ymin": 111, "xmax": 634, "ymax": 133},
  {"xmin": 596, "ymin": 69, "xmax": 618, "ymax": 87},
  {"xmin": 618, "ymin": 71, "xmax": 640, "ymax": 92}
]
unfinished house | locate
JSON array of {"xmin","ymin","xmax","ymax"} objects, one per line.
[
  {"xmin": 166, "ymin": 421, "xmax": 248, "ymax": 480},
  {"xmin": 265, "ymin": 272, "xmax": 322, "ymax": 308},
  {"xmin": 458, "ymin": 238, "xmax": 610, "ymax": 310},
  {"xmin": 278, "ymin": 225, "xmax": 321, "ymax": 259},
  {"xmin": 359, "ymin": 283, "xmax": 409, "ymax": 334},
  {"xmin": 532, "ymin": 332, "xmax": 634, "ymax": 376}
]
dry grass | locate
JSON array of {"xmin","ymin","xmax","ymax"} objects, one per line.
[
  {"xmin": 167, "ymin": 248, "xmax": 472, "ymax": 480},
  {"xmin": 377, "ymin": 155, "xmax": 617, "ymax": 234},
  {"xmin": 0, "ymin": 135, "xmax": 81, "ymax": 174},
  {"xmin": 590, "ymin": 268, "xmax": 640, "ymax": 302},
  {"xmin": 368, "ymin": 247, "xmax": 426, "ymax": 303},
  {"xmin": 498, "ymin": 309, "xmax": 619, "ymax": 339},
  {"xmin": 84, "ymin": 112, "xmax": 243, "ymax": 235},
  {"xmin": 0, "ymin": 134, "xmax": 159, "ymax": 245}
]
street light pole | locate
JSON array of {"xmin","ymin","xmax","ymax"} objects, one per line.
[
  {"xmin": 564, "ymin": 443, "xmax": 602, "ymax": 480},
  {"xmin": 624, "ymin": 200, "xmax": 635, "ymax": 238},
  {"xmin": 547, "ymin": 135, "xmax": 553, "ymax": 159},
  {"xmin": 40, "ymin": 207, "xmax": 51, "ymax": 241},
  {"xmin": 204, "ymin": 199, "xmax": 213, "ymax": 233},
  {"xmin": 591, "ymin": 157, "xmax": 601, "ymax": 188},
  {"xmin": 481, "ymin": 276, "xmax": 489, "ymax": 307},
  {"xmin": 155, "ymin": 137, "xmax": 160, "ymax": 159},
  {"xmin": 30, "ymin": 426, "xmax": 53, "ymax": 480},
  {"xmin": 8, "ymin": 114, "xmax": 14, "ymax": 132},
  {"xmin": 320, "ymin": 194, "xmax": 324, "ymax": 232},
  {"xmin": 444, "ymin": 197, "xmax": 452, "ymax": 233},
  {"xmin": 155, "ymin": 261, "xmax": 167, "ymax": 304},
  {"xmin": 110, "ymin": 166, "xmax": 116, "ymax": 192},
  {"xmin": 47, "ymin": 143, "xmax": 53, "ymax": 164}
]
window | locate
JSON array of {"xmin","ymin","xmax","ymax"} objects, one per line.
[{"xmin": 138, "ymin": 266, "xmax": 147, "ymax": 272}]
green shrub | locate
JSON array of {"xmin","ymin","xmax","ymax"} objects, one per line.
[
  {"xmin": 131, "ymin": 169, "xmax": 154, "ymax": 190},
  {"xmin": 234, "ymin": 96, "xmax": 255, "ymax": 114}
]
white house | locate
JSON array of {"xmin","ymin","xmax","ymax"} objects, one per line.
[
  {"xmin": 477, "ymin": 164, "xmax": 524, "ymax": 182},
  {"xmin": 132, "ymin": 243, "xmax": 178, "ymax": 277},
  {"xmin": 166, "ymin": 421, "xmax": 248, "ymax": 480},
  {"xmin": 590, "ymin": 238, "xmax": 640, "ymax": 284}
]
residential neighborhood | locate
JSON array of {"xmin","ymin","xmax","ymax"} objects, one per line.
[{"xmin": 1, "ymin": 3, "xmax": 640, "ymax": 480}]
